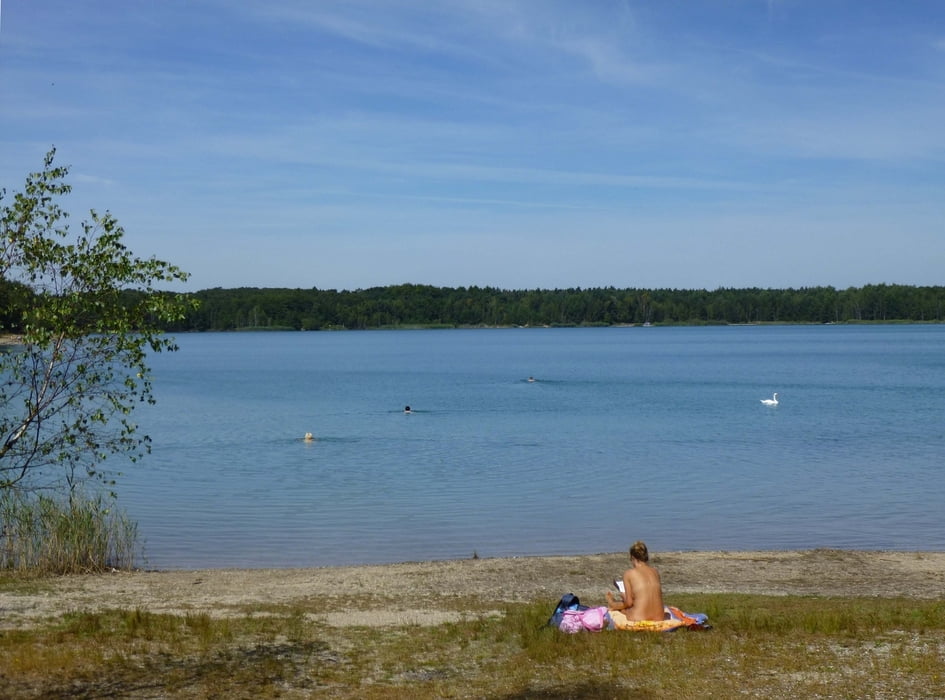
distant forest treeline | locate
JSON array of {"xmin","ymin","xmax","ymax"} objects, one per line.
[
  {"xmin": 2, "ymin": 282, "xmax": 944, "ymax": 334},
  {"xmin": 152, "ymin": 283, "xmax": 945, "ymax": 331}
]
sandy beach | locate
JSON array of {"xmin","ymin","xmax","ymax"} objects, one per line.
[{"xmin": 3, "ymin": 549, "xmax": 943, "ymax": 629}]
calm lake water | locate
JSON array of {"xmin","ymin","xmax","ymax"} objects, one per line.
[{"xmin": 121, "ymin": 325, "xmax": 945, "ymax": 569}]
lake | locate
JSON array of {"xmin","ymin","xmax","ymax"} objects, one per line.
[{"xmin": 121, "ymin": 325, "xmax": 945, "ymax": 569}]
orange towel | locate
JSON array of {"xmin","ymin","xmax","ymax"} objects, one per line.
[{"xmin": 610, "ymin": 605, "xmax": 707, "ymax": 632}]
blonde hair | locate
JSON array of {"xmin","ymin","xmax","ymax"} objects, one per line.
[{"xmin": 629, "ymin": 541, "xmax": 649, "ymax": 563}]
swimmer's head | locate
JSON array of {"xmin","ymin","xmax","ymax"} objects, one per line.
[{"xmin": 303, "ymin": 432, "xmax": 314, "ymax": 441}]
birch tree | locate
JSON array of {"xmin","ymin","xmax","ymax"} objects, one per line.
[{"xmin": 1, "ymin": 149, "xmax": 195, "ymax": 494}]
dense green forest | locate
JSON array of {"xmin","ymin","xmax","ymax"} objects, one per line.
[
  {"xmin": 4, "ymin": 281, "xmax": 944, "ymax": 333},
  {"xmin": 159, "ymin": 283, "xmax": 944, "ymax": 331}
]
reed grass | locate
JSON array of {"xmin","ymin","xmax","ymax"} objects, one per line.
[
  {"xmin": 0, "ymin": 490, "xmax": 139, "ymax": 574},
  {"xmin": 1, "ymin": 593, "xmax": 943, "ymax": 698}
]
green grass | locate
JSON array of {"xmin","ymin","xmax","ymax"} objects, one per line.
[{"xmin": 1, "ymin": 594, "xmax": 944, "ymax": 698}]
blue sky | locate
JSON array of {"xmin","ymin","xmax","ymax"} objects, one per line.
[{"xmin": 2, "ymin": 1, "xmax": 943, "ymax": 291}]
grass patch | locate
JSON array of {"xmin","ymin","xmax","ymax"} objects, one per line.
[{"xmin": 1, "ymin": 594, "xmax": 944, "ymax": 698}]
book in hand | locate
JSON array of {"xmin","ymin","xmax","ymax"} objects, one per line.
[{"xmin": 613, "ymin": 579, "xmax": 625, "ymax": 594}]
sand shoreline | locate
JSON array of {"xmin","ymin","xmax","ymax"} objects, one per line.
[{"xmin": 2, "ymin": 549, "xmax": 943, "ymax": 629}]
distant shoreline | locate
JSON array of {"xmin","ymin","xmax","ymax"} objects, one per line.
[
  {"xmin": 3, "ymin": 322, "xmax": 941, "ymax": 344},
  {"xmin": 149, "ymin": 319, "xmax": 945, "ymax": 333}
]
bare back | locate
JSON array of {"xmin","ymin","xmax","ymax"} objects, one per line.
[{"xmin": 622, "ymin": 561, "xmax": 664, "ymax": 621}]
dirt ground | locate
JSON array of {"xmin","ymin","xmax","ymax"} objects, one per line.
[{"xmin": 2, "ymin": 549, "xmax": 943, "ymax": 629}]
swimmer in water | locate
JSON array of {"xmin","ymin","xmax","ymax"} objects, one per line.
[
  {"xmin": 527, "ymin": 376, "xmax": 536, "ymax": 383},
  {"xmin": 404, "ymin": 405, "xmax": 412, "ymax": 414},
  {"xmin": 303, "ymin": 432, "xmax": 314, "ymax": 442}
]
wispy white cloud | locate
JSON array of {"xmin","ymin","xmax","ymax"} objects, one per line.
[{"xmin": 2, "ymin": 0, "xmax": 944, "ymax": 290}]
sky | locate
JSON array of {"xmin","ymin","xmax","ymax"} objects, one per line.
[{"xmin": 1, "ymin": 1, "xmax": 944, "ymax": 292}]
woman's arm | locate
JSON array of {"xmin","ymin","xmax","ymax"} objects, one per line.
[{"xmin": 606, "ymin": 574, "xmax": 635, "ymax": 610}]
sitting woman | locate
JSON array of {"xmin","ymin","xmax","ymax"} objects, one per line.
[{"xmin": 605, "ymin": 541, "xmax": 665, "ymax": 621}]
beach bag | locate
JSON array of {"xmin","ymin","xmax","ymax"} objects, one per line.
[
  {"xmin": 579, "ymin": 606, "xmax": 608, "ymax": 631},
  {"xmin": 559, "ymin": 606, "xmax": 608, "ymax": 633},
  {"xmin": 547, "ymin": 593, "xmax": 584, "ymax": 628},
  {"xmin": 559, "ymin": 609, "xmax": 586, "ymax": 633}
]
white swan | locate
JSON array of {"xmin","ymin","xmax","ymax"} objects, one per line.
[{"xmin": 760, "ymin": 392, "xmax": 779, "ymax": 406}]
